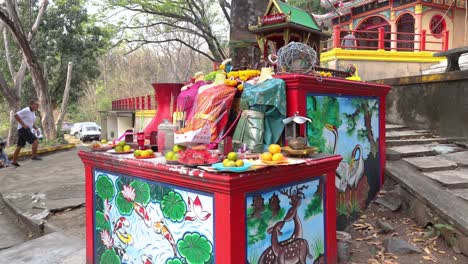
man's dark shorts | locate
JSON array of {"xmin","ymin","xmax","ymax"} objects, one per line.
[{"xmin": 17, "ymin": 127, "xmax": 37, "ymax": 147}]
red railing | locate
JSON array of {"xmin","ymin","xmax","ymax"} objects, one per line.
[
  {"xmin": 322, "ymin": 26, "xmax": 448, "ymax": 53},
  {"xmin": 112, "ymin": 94, "xmax": 154, "ymax": 111}
]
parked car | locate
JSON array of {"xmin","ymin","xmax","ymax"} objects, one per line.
[
  {"xmin": 77, "ymin": 125, "xmax": 101, "ymax": 141},
  {"xmin": 61, "ymin": 122, "xmax": 73, "ymax": 133},
  {"xmin": 70, "ymin": 122, "xmax": 101, "ymax": 138}
]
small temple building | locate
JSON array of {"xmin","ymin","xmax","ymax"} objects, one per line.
[
  {"xmin": 248, "ymin": 0, "xmax": 328, "ymax": 61},
  {"xmin": 315, "ymin": 0, "xmax": 467, "ymax": 79}
]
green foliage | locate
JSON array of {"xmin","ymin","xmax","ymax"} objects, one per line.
[
  {"xmin": 288, "ymin": 0, "xmax": 328, "ymax": 14},
  {"xmin": 99, "ymin": 0, "xmax": 228, "ymax": 61},
  {"xmin": 337, "ymin": 201, "xmax": 348, "ymax": 216},
  {"xmin": 35, "ymin": 0, "xmax": 113, "ymax": 105},
  {"xmin": 306, "ymin": 96, "xmax": 342, "ymax": 152},
  {"xmin": 304, "ymin": 193, "xmax": 323, "ymax": 219},
  {"xmin": 150, "ymin": 184, "xmax": 172, "ymax": 203},
  {"xmin": 167, "ymin": 258, "xmax": 183, "ymax": 264},
  {"xmin": 100, "ymin": 249, "xmax": 120, "ymax": 264},
  {"xmin": 310, "ymin": 233, "xmax": 324, "ymax": 259},
  {"xmin": 246, "ymin": 205, "xmax": 285, "ymax": 245},
  {"xmin": 130, "ymin": 180, "xmax": 150, "ymax": 206},
  {"xmin": 95, "ymin": 175, "xmax": 115, "ymax": 200},
  {"xmin": 95, "ymin": 211, "xmax": 111, "ymax": 232},
  {"xmin": 115, "ymin": 192, "xmax": 134, "ymax": 215},
  {"xmin": 178, "ymin": 233, "xmax": 213, "ymax": 264},
  {"xmin": 349, "ymin": 200, "xmax": 361, "ymax": 214},
  {"xmin": 342, "ymin": 98, "xmax": 379, "ymax": 156},
  {"xmin": 423, "ymin": 223, "xmax": 454, "ymax": 238},
  {"xmin": 161, "ymin": 191, "xmax": 187, "ymax": 222}
]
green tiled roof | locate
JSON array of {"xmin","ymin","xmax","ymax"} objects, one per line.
[{"xmin": 277, "ymin": 1, "xmax": 321, "ymax": 31}]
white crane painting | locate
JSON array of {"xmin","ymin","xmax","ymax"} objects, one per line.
[{"xmin": 324, "ymin": 123, "xmax": 365, "ymax": 204}]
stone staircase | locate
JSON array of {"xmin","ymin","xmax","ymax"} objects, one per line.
[
  {"xmin": 385, "ymin": 124, "xmax": 468, "ymax": 256},
  {"xmin": 421, "ymin": 53, "xmax": 468, "ymax": 75}
]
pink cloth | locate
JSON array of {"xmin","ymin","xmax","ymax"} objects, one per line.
[{"xmin": 176, "ymin": 81, "xmax": 209, "ymax": 121}]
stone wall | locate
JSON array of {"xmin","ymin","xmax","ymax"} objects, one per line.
[{"xmin": 374, "ymin": 70, "xmax": 468, "ymax": 139}]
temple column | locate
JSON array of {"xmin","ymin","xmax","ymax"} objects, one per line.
[
  {"xmin": 414, "ymin": 4, "xmax": 423, "ymax": 51},
  {"xmin": 390, "ymin": 11, "xmax": 397, "ymax": 51}
]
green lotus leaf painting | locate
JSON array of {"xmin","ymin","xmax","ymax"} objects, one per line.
[
  {"xmin": 96, "ymin": 174, "xmax": 115, "ymax": 200},
  {"xmin": 130, "ymin": 180, "xmax": 150, "ymax": 206},
  {"xmin": 161, "ymin": 191, "xmax": 187, "ymax": 222},
  {"xmin": 115, "ymin": 191, "xmax": 134, "ymax": 215},
  {"xmin": 93, "ymin": 170, "xmax": 213, "ymax": 264},
  {"xmin": 167, "ymin": 258, "xmax": 183, "ymax": 264},
  {"xmin": 100, "ymin": 249, "xmax": 120, "ymax": 264},
  {"xmin": 178, "ymin": 233, "xmax": 213, "ymax": 264},
  {"xmin": 95, "ymin": 211, "xmax": 110, "ymax": 232}
]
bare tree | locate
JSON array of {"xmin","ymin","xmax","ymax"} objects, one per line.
[
  {"xmin": 102, "ymin": 0, "xmax": 230, "ymax": 62},
  {"xmin": 55, "ymin": 62, "xmax": 73, "ymax": 136},
  {"xmin": 0, "ymin": 0, "xmax": 57, "ymax": 139}
]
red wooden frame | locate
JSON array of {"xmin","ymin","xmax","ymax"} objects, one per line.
[
  {"xmin": 79, "ymin": 151, "xmax": 342, "ymax": 264},
  {"xmin": 275, "ymin": 74, "xmax": 391, "ymax": 186}
]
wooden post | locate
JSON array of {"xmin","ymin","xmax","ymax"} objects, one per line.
[
  {"xmin": 141, "ymin": 96, "xmax": 145, "ymax": 110},
  {"xmin": 378, "ymin": 27, "xmax": 385, "ymax": 50},
  {"xmin": 136, "ymin": 97, "xmax": 140, "ymax": 110},
  {"xmin": 147, "ymin": 95, "xmax": 151, "ymax": 109}
]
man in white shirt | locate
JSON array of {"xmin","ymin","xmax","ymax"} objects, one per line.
[{"xmin": 11, "ymin": 99, "xmax": 42, "ymax": 167}]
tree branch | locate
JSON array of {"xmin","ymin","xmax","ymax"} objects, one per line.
[
  {"xmin": 2, "ymin": 26, "xmax": 16, "ymax": 78},
  {"xmin": 218, "ymin": 0, "xmax": 231, "ymax": 24},
  {"xmin": 122, "ymin": 38, "xmax": 216, "ymax": 61}
]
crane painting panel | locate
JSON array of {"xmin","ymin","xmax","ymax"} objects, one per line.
[
  {"xmin": 245, "ymin": 178, "xmax": 326, "ymax": 264},
  {"xmin": 306, "ymin": 95, "xmax": 380, "ymax": 228},
  {"xmin": 92, "ymin": 170, "xmax": 215, "ymax": 264}
]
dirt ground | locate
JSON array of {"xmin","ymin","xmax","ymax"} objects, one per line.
[{"xmin": 346, "ymin": 190, "xmax": 468, "ymax": 263}]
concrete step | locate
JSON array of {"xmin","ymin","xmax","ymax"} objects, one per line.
[
  {"xmin": 386, "ymin": 130, "xmax": 432, "ymax": 140},
  {"xmin": 441, "ymin": 151, "xmax": 468, "ymax": 167},
  {"xmin": 387, "ymin": 145, "xmax": 436, "ymax": 160},
  {"xmin": 403, "ymin": 156, "xmax": 458, "ymax": 172},
  {"xmin": 386, "ymin": 160, "xmax": 468, "ymax": 235},
  {"xmin": 386, "ymin": 137, "xmax": 466, "ymax": 147},
  {"xmin": 386, "ymin": 124, "xmax": 407, "ymax": 131},
  {"xmin": 0, "ymin": 232, "xmax": 84, "ymax": 264},
  {"xmin": 0, "ymin": 199, "xmax": 29, "ymax": 250},
  {"xmin": 386, "ymin": 160, "xmax": 468, "ymax": 256},
  {"xmin": 454, "ymin": 189, "xmax": 468, "ymax": 202},
  {"xmin": 423, "ymin": 169, "xmax": 468, "ymax": 189}
]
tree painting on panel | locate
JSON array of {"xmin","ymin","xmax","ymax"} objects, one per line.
[
  {"xmin": 93, "ymin": 171, "xmax": 214, "ymax": 264},
  {"xmin": 246, "ymin": 179, "xmax": 325, "ymax": 264},
  {"xmin": 307, "ymin": 95, "xmax": 380, "ymax": 229}
]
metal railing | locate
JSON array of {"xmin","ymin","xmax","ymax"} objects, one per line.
[
  {"xmin": 321, "ymin": 26, "xmax": 449, "ymax": 53},
  {"xmin": 112, "ymin": 95, "xmax": 155, "ymax": 111}
]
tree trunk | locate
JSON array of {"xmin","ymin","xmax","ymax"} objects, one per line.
[
  {"xmin": 7, "ymin": 106, "xmax": 18, "ymax": 146},
  {"xmin": 0, "ymin": 0, "xmax": 56, "ymax": 139},
  {"xmin": 55, "ymin": 62, "xmax": 73, "ymax": 136}
]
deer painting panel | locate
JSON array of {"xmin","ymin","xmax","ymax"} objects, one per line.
[{"xmin": 246, "ymin": 178, "xmax": 325, "ymax": 264}]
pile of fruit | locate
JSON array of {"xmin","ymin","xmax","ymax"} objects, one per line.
[
  {"xmin": 91, "ymin": 139, "xmax": 113, "ymax": 150},
  {"xmin": 177, "ymin": 148, "xmax": 220, "ymax": 165},
  {"xmin": 114, "ymin": 141, "xmax": 132, "ymax": 153},
  {"xmin": 165, "ymin": 145, "xmax": 186, "ymax": 162},
  {"xmin": 260, "ymin": 144, "xmax": 285, "ymax": 162},
  {"xmin": 134, "ymin": 149, "xmax": 154, "ymax": 158},
  {"xmin": 222, "ymin": 152, "xmax": 244, "ymax": 167}
]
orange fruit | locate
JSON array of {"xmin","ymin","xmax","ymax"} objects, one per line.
[
  {"xmin": 268, "ymin": 144, "xmax": 281, "ymax": 154},
  {"xmin": 272, "ymin": 153, "xmax": 284, "ymax": 162},
  {"xmin": 261, "ymin": 152, "xmax": 272, "ymax": 161}
]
